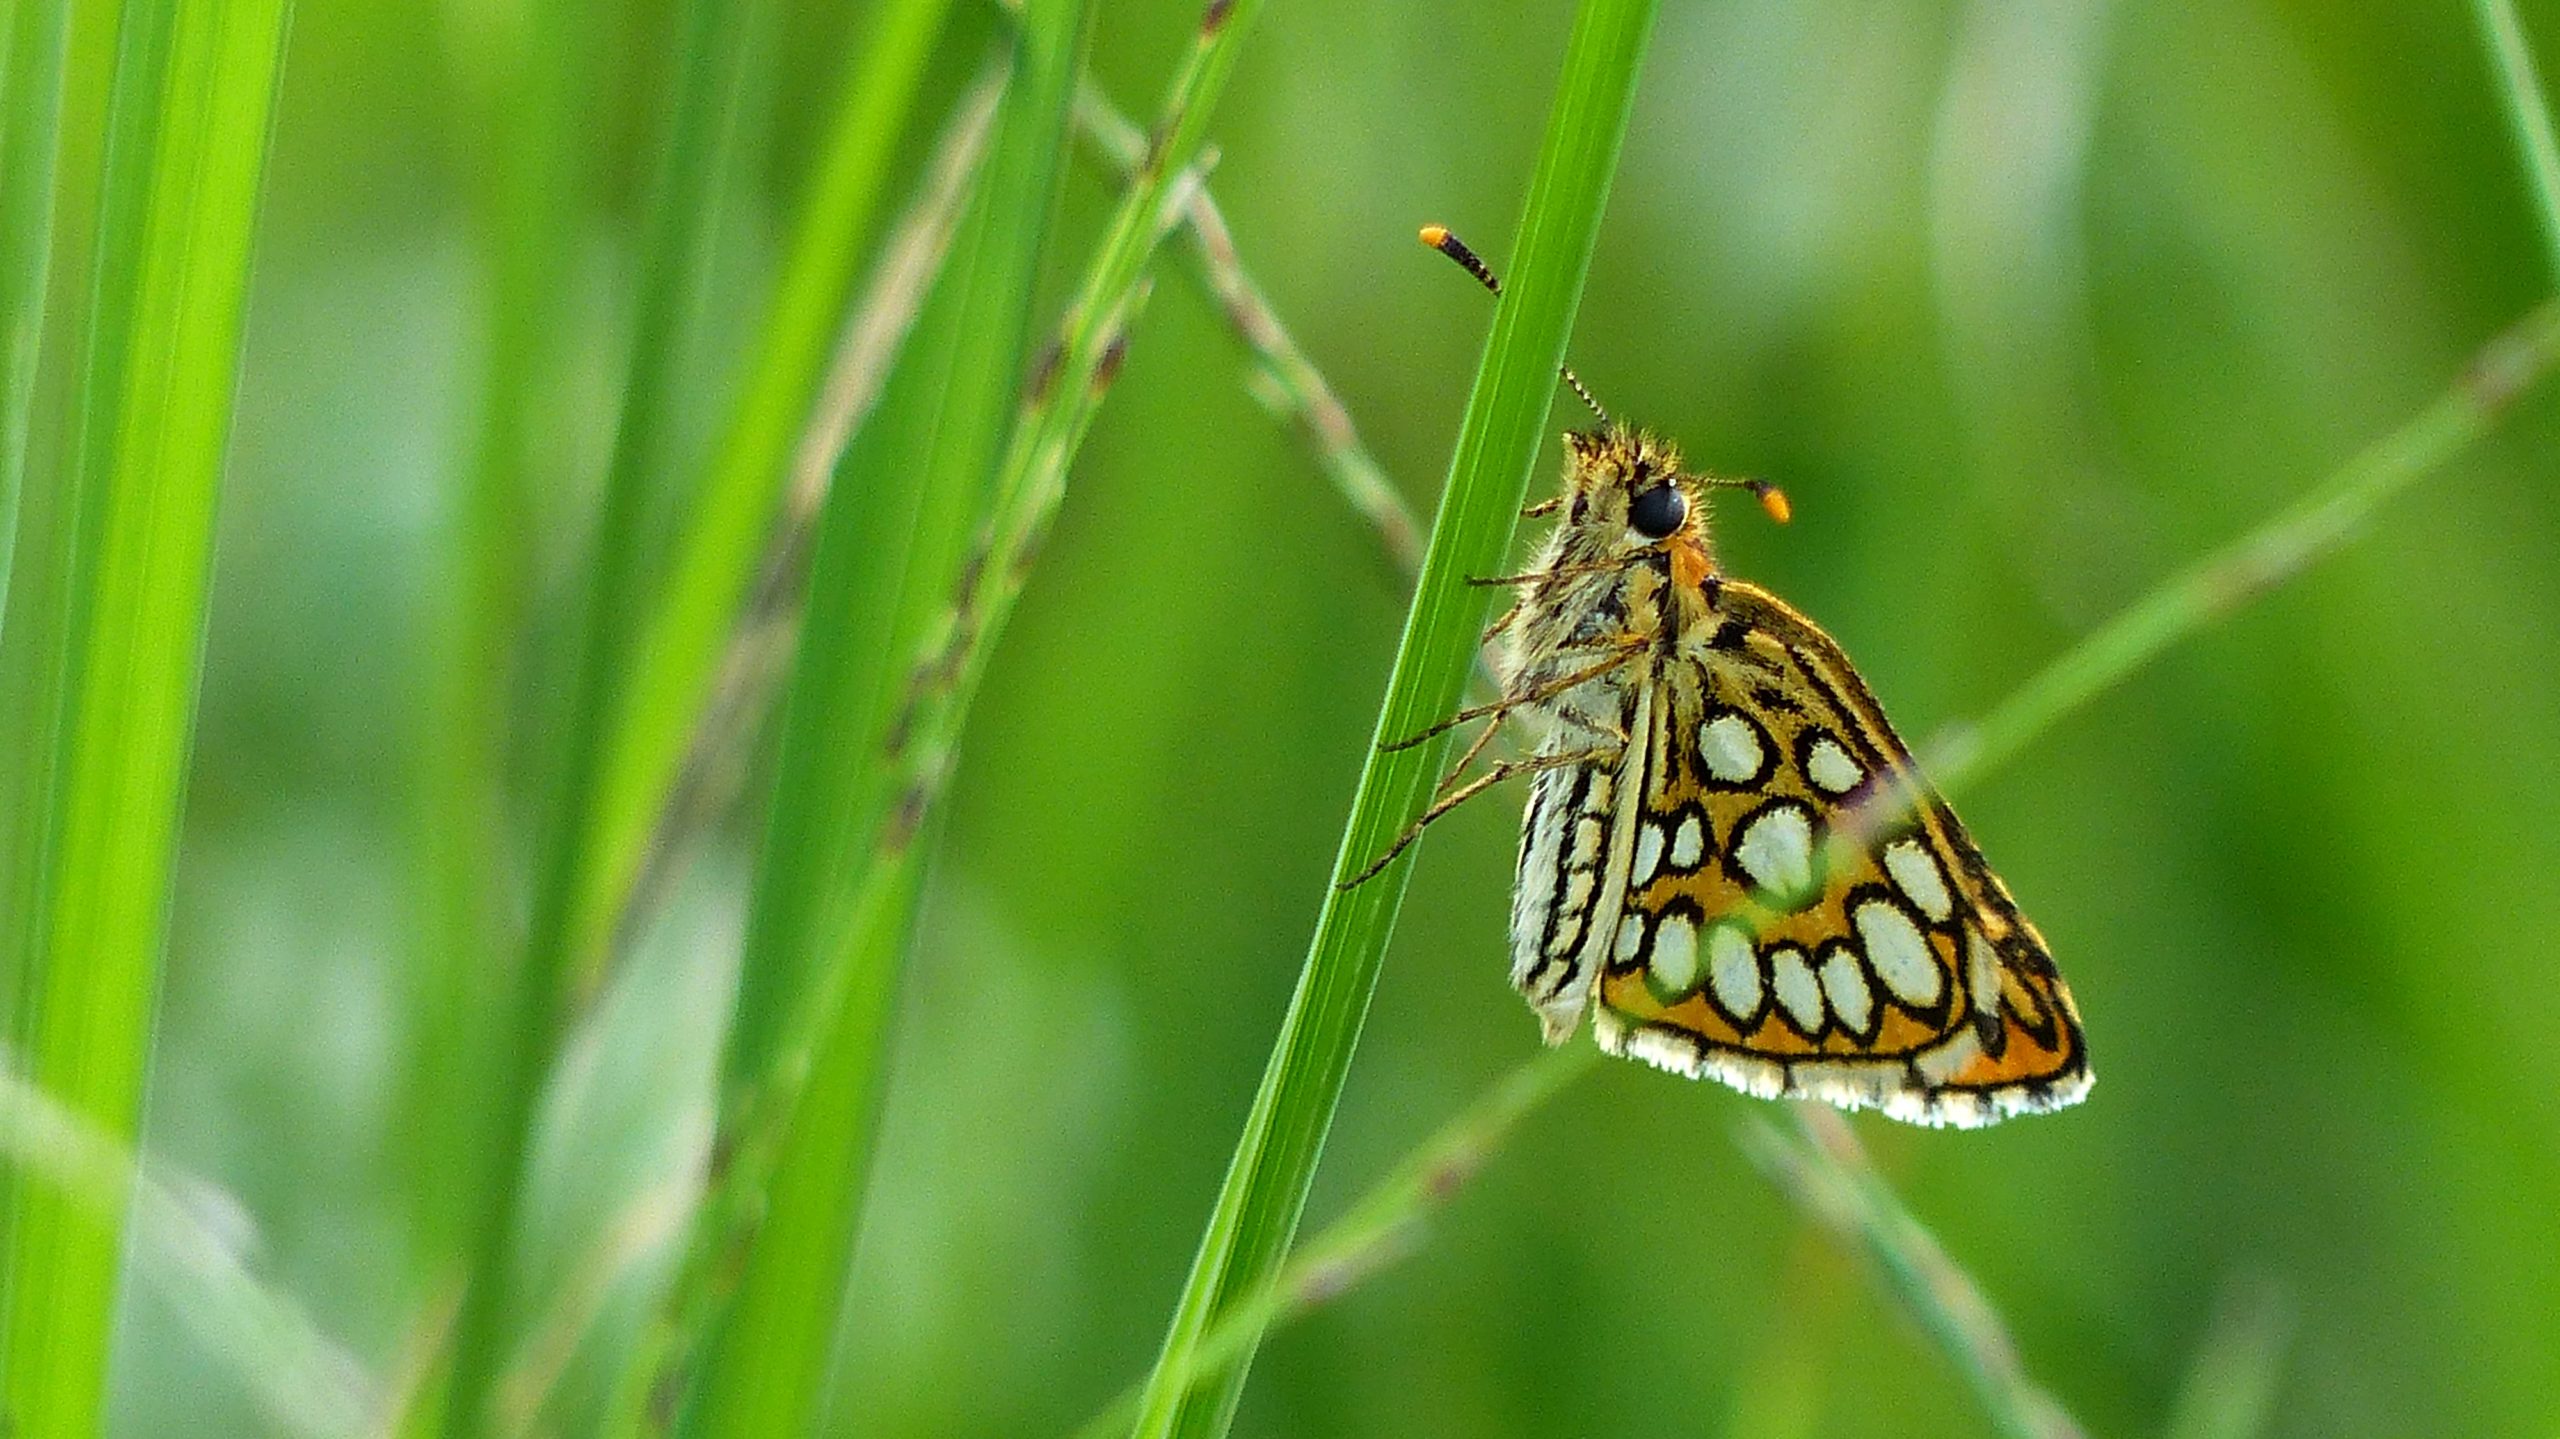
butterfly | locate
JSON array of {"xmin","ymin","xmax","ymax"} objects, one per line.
[{"xmin": 1371, "ymin": 227, "xmax": 2090, "ymax": 1128}]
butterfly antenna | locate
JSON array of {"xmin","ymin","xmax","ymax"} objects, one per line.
[
  {"xmin": 1420, "ymin": 224, "xmax": 1608, "ymax": 427},
  {"xmin": 1700, "ymin": 474, "xmax": 1793, "ymax": 525}
]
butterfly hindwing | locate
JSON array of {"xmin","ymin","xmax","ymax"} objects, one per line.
[{"xmin": 1592, "ymin": 579, "xmax": 2090, "ymax": 1128}]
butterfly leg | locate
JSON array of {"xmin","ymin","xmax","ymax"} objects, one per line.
[
  {"xmin": 1380, "ymin": 643, "xmax": 1641, "ymax": 753},
  {"xmin": 1466, "ymin": 556, "xmax": 1625, "ymax": 589},
  {"xmin": 1341, "ymin": 745, "xmax": 1612, "ymax": 888}
]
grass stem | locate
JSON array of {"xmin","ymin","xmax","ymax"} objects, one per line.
[
  {"xmin": 1739, "ymin": 1109, "xmax": 2085, "ymax": 1439},
  {"xmin": 2470, "ymin": 0, "xmax": 2560, "ymax": 283},
  {"xmin": 1125, "ymin": 4, "xmax": 1660, "ymax": 1434}
]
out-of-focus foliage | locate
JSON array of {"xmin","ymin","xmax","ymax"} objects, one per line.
[{"xmin": 10, "ymin": 1, "xmax": 2560, "ymax": 1436}]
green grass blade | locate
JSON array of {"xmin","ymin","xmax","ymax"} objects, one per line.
[
  {"xmin": 660, "ymin": 5, "xmax": 1091, "ymax": 1431},
  {"xmin": 719, "ymin": 36, "xmax": 1074, "ymax": 1091},
  {"xmin": 0, "ymin": 0, "xmax": 73, "ymax": 628},
  {"xmin": 436, "ymin": 0, "xmax": 762, "ymax": 1422},
  {"xmin": 1124, "ymin": 4, "xmax": 1659, "ymax": 1434},
  {"xmin": 585, "ymin": 71, "xmax": 1010, "ymax": 1433},
  {"xmin": 0, "ymin": 0, "xmax": 291, "ymax": 1428},
  {"xmin": 2470, "ymin": 0, "xmax": 2560, "ymax": 280},
  {"xmin": 1079, "ymin": 1046, "xmax": 1601, "ymax": 1439},
  {"xmin": 399, "ymin": 0, "xmax": 593, "ymax": 1285},
  {"xmin": 570, "ymin": 0, "xmax": 959, "ymax": 976},
  {"xmin": 864, "ymin": 3, "xmax": 1272, "ymax": 888}
]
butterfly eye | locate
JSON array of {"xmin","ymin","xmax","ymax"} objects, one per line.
[{"xmin": 1628, "ymin": 483, "xmax": 1687, "ymax": 539}]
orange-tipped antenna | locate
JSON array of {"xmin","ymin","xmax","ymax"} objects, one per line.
[
  {"xmin": 1751, "ymin": 481, "xmax": 1792, "ymax": 525},
  {"xmin": 1701, "ymin": 475, "xmax": 1791, "ymax": 525},
  {"xmin": 1419, "ymin": 224, "xmax": 1607, "ymax": 426}
]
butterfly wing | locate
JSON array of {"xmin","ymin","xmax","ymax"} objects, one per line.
[
  {"xmin": 1591, "ymin": 578, "xmax": 2091, "ymax": 1128},
  {"xmin": 1510, "ymin": 686, "xmax": 1655, "ymax": 1044}
]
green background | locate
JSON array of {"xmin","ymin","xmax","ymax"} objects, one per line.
[{"xmin": 28, "ymin": 0, "xmax": 2560, "ymax": 1434}]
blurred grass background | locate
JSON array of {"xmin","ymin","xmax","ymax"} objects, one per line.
[{"xmin": 7, "ymin": 0, "xmax": 2560, "ymax": 1436}]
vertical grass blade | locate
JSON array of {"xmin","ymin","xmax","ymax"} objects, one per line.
[
  {"xmin": 1126, "ymin": 3, "xmax": 1659, "ymax": 1434},
  {"xmin": 656, "ymin": 5, "xmax": 1091, "ymax": 1432},
  {"xmin": 570, "ymin": 0, "xmax": 960, "ymax": 975},
  {"xmin": 1079, "ymin": 1046, "xmax": 1602, "ymax": 1439},
  {"xmin": 0, "ymin": 0, "xmax": 73, "ymax": 626},
  {"xmin": 401, "ymin": 0, "xmax": 592, "ymax": 1294},
  {"xmin": 436, "ymin": 0, "xmax": 761, "ymax": 1422},
  {"xmin": 0, "ymin": 0, "xmax": 291, "ymax": 1429}
]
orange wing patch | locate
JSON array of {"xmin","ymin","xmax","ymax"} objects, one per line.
[{"xmin": 1591, "ymin": 580, "xmax": 2088, "ymax": 1128}]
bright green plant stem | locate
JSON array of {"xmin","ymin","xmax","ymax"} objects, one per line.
[
  {"xmin": 596, "ymin": 61, "xmax": 1005, "ymax": 996},
  {"xmin": 0, "ymin": 0, "xmax": 291, "ymax": 1430},
  {"xmin": 640, "ymin": 0, "xmax": 1280, "ymax": 1423},
  {"xmin": 438, "ymin": 0, "xmax": 760, "ymax": 1423},
  {"xmin": 570, "ymin": 0, "xmax": 959, "ymax": 978},
  {"xmin": 0, "ymin": 0, "xmax": 72, "ymax": 633},
  {"xmin": 1125, "ymin": 4, "xmax": 1659, "ymax": 1435},
  {"xmin": 403, "ymin": 0, "xmax": 587, "ymax": 1300},
  {"xmin": 2471, "ymin": 0, "xmax": 2560, "ymax": 282},
  {"xmin": 655, "ymin": 4, "xmax": 1091, "ymax": 1433},
  {"xmin": 1078, "ymin": 1044, "xmax": 1600, "ymax": 1439}
]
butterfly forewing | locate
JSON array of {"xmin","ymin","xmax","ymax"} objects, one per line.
[{"xmin": 1586, "ymin": 578, "xmax": 2089, "ymax": 1128}]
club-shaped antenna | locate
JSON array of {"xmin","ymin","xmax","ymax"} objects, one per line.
[{"xmin": 1419, "ymin": 225, "xmax": 1608, "ymax": 425}]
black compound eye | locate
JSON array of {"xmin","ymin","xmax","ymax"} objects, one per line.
[{"xmin": 1628, "ymin": 483, "xmax": 1687, "ymax": 539}]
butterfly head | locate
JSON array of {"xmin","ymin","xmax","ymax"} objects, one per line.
[
  {"xmin": 1558, "ymin": 424, "xmax": 1713, "ymax": 575},
  {"xmin": 1556, "ymin": 425, "xmax": 1789, "ymax": 578}
]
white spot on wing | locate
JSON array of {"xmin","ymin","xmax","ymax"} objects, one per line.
[
  {"xmin": 1733, "ymin": 805, "xmax": 1815, "ymax": 898},
  {"xmin": 1570, "ymin": 817, "xmax": 1604, "ymax": 868},
  {"xmin": 1819, "ymin": 947, "xmax": 1874, "ymax": 1035},
  {"xmin": 1698, "ymin": 712, "xmax": 1765, "ymax": 783},
  {"xmin": 1804, "ymin": 734, "xmax": 1863, "ymax": 794},
  {"xmin": 1769, "ymin": 945, "xmax": 1824, "ymax": 1033},
  {"xmin": 1649, "ymin": 915, "xmax": 1701, "ymax": 996},
  {"xmin": 1914, "ymin": 1024, "xmax": 1984, "ymax": 1084},
  {"xmin": 1966, "ymin": 927, "xmax": 2001, "ymax": 1006},
  {"xmin": 1884, "ymin": 839, "xmax": 1953, "ymax": 923},
  {"xmin": 1669, "ymin": 813, "xmax": 1705, "ymax": 870},
  {"xmin": 1707, "ymin": 923, "xmax": 1762, "ymax": 1023},
  {"xmin": 1632, "ymin": 822, "xmax": 1666, "ymax": 885},
  {"xmin": 1615, "ymin": 913, "xmax": 1647, "ymax": 965},
  {"xmin": 1858, "ymin": 899, "xmax": 1941, "ymax": 1007}
]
